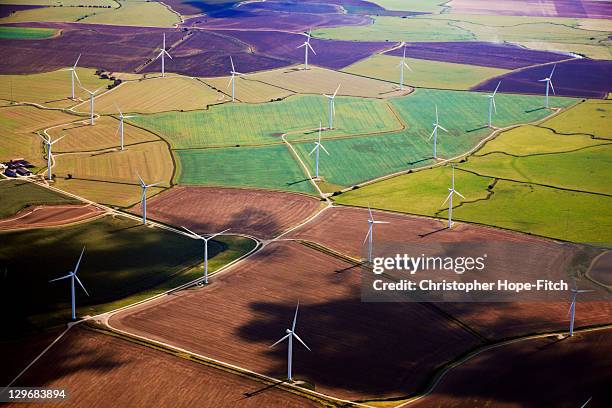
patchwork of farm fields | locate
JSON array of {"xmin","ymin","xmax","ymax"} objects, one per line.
[
  {"xmin": 0, "ymin": 214, "xmax": 254, "ymax": 335},
  {"xmin": 52, "ymin": 178, "xmax": 166, "ymax": 208},
  {"xmin": 131, "ymin": 94, "xmax": 403, "ymax": 148},
  {"xmin": 336, "ymin": 99, "xmax": 612, "ymax": 243},
  {"xmin": 0, "ymin": 179, "xmax": 79, "ymax": 218}
]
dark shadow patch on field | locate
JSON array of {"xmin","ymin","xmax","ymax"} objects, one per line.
[
  {"xmin": 235, "ymin": 297, "xmax": 483, "ymax": 398},
  {"xmin": 242, "ymin": 379, "xmax": 289, "ymax": 399},
  {"xmin": 286, "ymin": 178, "xmax": 312, "ymax": 187},
  {"xmin": 525, "ymin": 106, "xmax": 548, "ymax": 114},
  {"xmin": 419, "ymin": 226, "xmax": 448, "ymax": 238},
  {"xmin": 466, "ymin": 125, "xmax": 489, "ymax": 133}
]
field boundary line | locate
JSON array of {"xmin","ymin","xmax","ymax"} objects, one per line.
[{"xmin": 585, "ymin": 250, "xmax": 612, "ymax": 291}]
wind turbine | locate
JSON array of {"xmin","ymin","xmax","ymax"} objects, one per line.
[
  {"xmin": 363, "ymin": 205, "xmax": 389, "ymax": 263},
  {"xmin": 227, "ymin": 56, "xmax": 243, "ymax": 102},
  {"xmin": 441, "ymin": 165, "xmax": 464, "ymax": 229},
  {"xmin": 80, "ymin": 86, "xmax": 103, "ymax": 125},
  {"xmin": 309, "ymin": 121, "xmax": 329, "ymax": 179},
  {"xmin": 297, "ymin": 29, "xmax": 316, "ymax": 70},
  {"xmin": 270, "ymin": 302, "xmax": 310, "ymax": 382},
  {"xmin": 137, "ymin": 173, "xmax": 161, "ymax": 225},
  {"xmin": 323, "ymin": 84, "xmax": 340, "ymax": 129},
  {"xmin": 49, "ymin": 247, "xmax": 89, "ymax": 321},
  {"xmin": 38, "ymin": 133, "xmax": 65, "ymax": 181},
  {"xmin": 154, "ymin": 33, "xmax": 172, "ymax": 78},
  {"xmin": 115, "ymin": 103, "xmax": 136, "ymax": 151},
  {"xmin": 538, "ymin": 64, "xmax": 556, "ymax": 109},
  {"xmin": 182, "ymin": 226, "xmax": 230, "ymax": 284},
  {"xmin": 63, "ymin": 53, "xmax": 81, "ymax": 99},
  {"xmin": 397, "ymin": 45, "xmax": 412, "ymax": 90},
  {"xmin": 568, "ymin": 279, "xmax": 594, "ymax": 337},
  {"xmin": 428, "ymin": 105, "xmax": 447, "ymax": 160},
  {"xmin": 485, "ymin": 80, "xmax": 501, "ymax": 128}
]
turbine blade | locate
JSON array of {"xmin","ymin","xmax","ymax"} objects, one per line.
[
  {"xmin": 373, "ymin": 221, "xmax": 389, "ymax": 224},
  {"xmin": 182, "ymin": 225, "xmax": 202, "ymax": 239},
  {"xmin": 404, "ymin": 62, "xmax": 412, "ymax": 71},
  {"xmin": 73, "ymin": 70, "xmax": 81, "ymax": 86},
  {"xmin": 309, "ymin": 144, "xmax": 318, "ymax": 156},
  {"xmin": 493, "ymin": 80, "xmax": 501, "ymax": 96},
  {"xmin": 363, "ymin": 226, "xmax": 371, "ymax": 245},
  {"xmin": 567, "ymin": 299, "xmax": 576, "ymax": 316},
  {"xmin": 292, "ymin": 332, "xmax": 311, "ymax": 351},
  {"xmin": 74, "ymin": 53, "xmax": 81, "ymax": 68},
  {"xmin": 164, "ymin": 50, "xmax": 173, "ymax": 60},
  {"xmin": 537, "ymin": 79, "xmax": 548, "ymax": 82},
  {"xmin": 292, "ymin": 301, "xmax": 299, "ymax": 332},
  {"xmin": 136, "ymin": 172, "xmax": 145, "ymax": 186},
  {"xmin": 226, "ymin": 75, "xmax": 233, "ymax": 89},
  {"xmin": 270, "ymin": 333, "xmax": 291, "ymax": 348},
  {"xmin": 438, "ymin": 125, "xmax": 449, "ymax": 133},
  {"xmin": 320, "ymin": 143, "xmax": 330, "ymax": 155},
  {"xmin": 492, "ymin": 98, "xmax": 497, "ymax": 113},
  {"xmin": 49, "ymin": 273, "xmax": 72, "ymax": 283},
  {"xmin": 577, "ymin": 289, "xmax": 595, "ymax": 293},
  {"xmin": 435, "ymin": 104, "xmax": 438, "ymax": 122},
  {"xmin": 297, "ymin": 42, "xmax": 306, "ymax": 49},
  {"xmin": 146, "ymin": 181, "xmax": 163, "ymax": 188},
  {"xmin": 114, "ymin": 102, "xmax": 122, "ymax": 117},
  {"xmin": 549, "ymin": 80, "xmax": 556, "ymax": 95},
  {"xmin": 454, "ymin": 190, "xmax": 465, "ymax": 199},
  {"xmin": 550, "ymin": 64, "xmax": 556, "ymax": 78},
  {"xmin": 308, "ymin": 42, "xmax": 316, "ymax": 55},
  {"xmin": 207, "ymin": 228, "xmax": 230, "ymax": 240},
  {"xmin": 441, "ymin": 192, "xmax": 452, "ymax": 207},
  {"xmin": 428, "ymin": 127, "xmax": 436, "ymax": 141},
  {"xmin": 74, "ymin": 274, "xmax": 89, "ymax": 297},
  {"xmin": 333, "ymin": 84, "xmax": 340, "ymax": 97},
  {"xmin": 155, "ymin": 49, "xmax": 164, "ymax": 60},
  {"xmin": 368, "ymin": 205, "xmax": 373, "ymax": 221},
  {"xmin": 230, "ymin": 56, "xmax": 235, "ymax": 72},
  {"xmin": 73, "ymin": 246, "xmax": 86, "ymax": 274}
]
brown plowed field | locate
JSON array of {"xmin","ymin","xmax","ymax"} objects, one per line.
[
  {"xmin": 0, "ymin": 204, "xmax": 104, "ymax": 231},
  {"xmin": 410, "ymin": 329, "xmax": 612, "ymax": 408},
  {"xmin": 7, "ymin": 327, "xmax": 322, "ymax": 408},
  {"xmin": 110, "ymin": 241, "xmax": 481, "ymax": 401},
  {"xmin": 132, "ymin": 186, "xmax": 323, "ymax": 239},
  {"xmin": 287, "ymin": 206, "xmax": 612, "ymax": 339}
]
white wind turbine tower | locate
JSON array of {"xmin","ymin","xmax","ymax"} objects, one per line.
[
  {"xmin": 441, "ymin": 165, "xmax": 465, "ymax": 228},
  {"xmin": 538, "ymin": 64, "xmax": 556, "ymax": 109},
  {"xmin": 323, "ymin": 84, "xmax": 340, "ymax": 129},
  {"xmin": 227, "ymin": 56, "xmax": 244, "ymax": 102},
  {"xmin": 64, "ymin": 53, "xmax": 81, "ymax": 99},
  {"xmin": 182, "ymin": 226, "xmax": 230, "ymax": 284},
  {"xmin": 80, "ymin": 86, "xmax": 103, "ymax": 125},
  {"xmin": 115, "ymin": 103, "xmax": 136, "ymax": 151},
  {"xmin": 155, "ymin": 33, "xmax": 173, "ymax": 78},
  {"xmin": 428, "ymin": 105, "xmax": 447, "ymax": 160},
  {"xmin": 49, "ymin": 247, "xmax": 89, "ymax": 320},
  {"xmin": 137, "ymin": 172, "xmax": 161, "ymax": 225},
  {"xmin": 38, "ymin": 133, "xmax": 65, "ymax": 181},
  {"xmin": 270, "ymin": 301, "xmax": 311, "ymax": 382},
  {"xmin": 568, "ymin": 279, "xmax": 594, "ymax": 337},
  {"xmin": 485, "ymin": 80, "xmax": 501, "ymax": 128},
  {"xmin": 309, "ymin": 121, "xmax": 329, "ymax": 179},
  {"xmin": 297, "ymin": 29, "xmax": 316, "ymax": 70},
  {"xmin": 363, "ymin": 205, "xmax": 389, "ymax": 263},
  {"xmin": 397, "ymin": 45, "xmax": 412, "ymax": 90}
]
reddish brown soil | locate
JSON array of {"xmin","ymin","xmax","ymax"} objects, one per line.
[
  {"xmin": 0, "ymin": 329, "xmax": 62, "ymax": 386},
  {"xmin": 132, "ymin": 186, "xmax": 323, "ymax": 239},
  {"xmin": 0, "ymin": 205, "xmax": 104, "ymax": 231},
  {"xmin": 410, "ymin": 329, "xmax": 612, "ymax": 408},
  {"xmin": 287, "ymin": 206, "xmax": 612, "ymax": 339},
  {"xmin": 589, "ymin": 251, "xmax": 612, "ymax": 286},
  {"xmin": 110, "ymin": 241, "xmax": 481, "ymax": 401},
  {"xmin": 7, "ymin": 327, "xmax": 321, "ymax": 407}
]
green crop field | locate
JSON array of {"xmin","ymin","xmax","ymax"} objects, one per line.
[
  {"xmin": 336, "ymin": 100, "xmax": 611, "ymax": 243},
  {"xmin": 390, "ymin": 88, "xmax": 576, "ymax": 135},
  {"xmin": 542, "ymin": 99, "xmax": 611, "ymax": 137},
  {"xmin": 344, "ymin": 55, "xmax": 509, "ymax": 90},
  {"xmin": 0, "ymin": 179, "xmax": 80, "ymax": 218},
  {"xmin": 53, "ymin": 178, "xmax": 165, "ymax": 208},
  {"xmin": 176, "ymin": 145, "xmax": 317, "ymax": 194},
  {"xmin": 369, "ymin": 0, "xmax": 445, "ymax": 13},
  {"xmin": 131, "ymin": 94, "xmax": 403, "ymax": 149},
  {"xmin": 0, "ymin": 26, "xmax": 56, "ymax": 39},
  {"xmin": 0, "ymin": 215, "xmax": 256, "ymax": 336}
]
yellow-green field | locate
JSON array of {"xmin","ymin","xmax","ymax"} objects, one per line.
[
  {"xmin": 52, "ymin": 178, "xmax": 165, "ymax": 207},
  {"xmin": 53, "ymin": 141, "xmax": 174, "ymax": 187},
  {"xmin": 0, "ymin": 68, "xmax": 111, "ymax": 108},
  {"xmin": 48, "ymin": 116, "xmax": 160, "ymax": 153},
  {"xmin": 199, "ymin": 75, "xmax": 294, "ymax": 103},
  {"xmin": 245, "ymin": 66, "xmax": 410, "ymax": 98},
  {"xmin": 0, "ymin": 106, "xmax": 78, "ymax": 166},
  {"xmin": 92, "ymin": 76, "xmax": 224, "ymax": 114},
  {"xmin": 344, "ymin": 55, "xmax": 509, "ymax": 90}
]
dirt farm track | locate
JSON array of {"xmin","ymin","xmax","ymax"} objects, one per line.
[
  {"xmin": 130, "ymin": 186, "xmax": 323, "ymax": 239},
  {"xmin": 0, "ymin": 205, "xmax": 104, "ymax": 231},
  {"xmin": 7, "ymin": 327, "xmax": 321, "ymax": 408}
]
